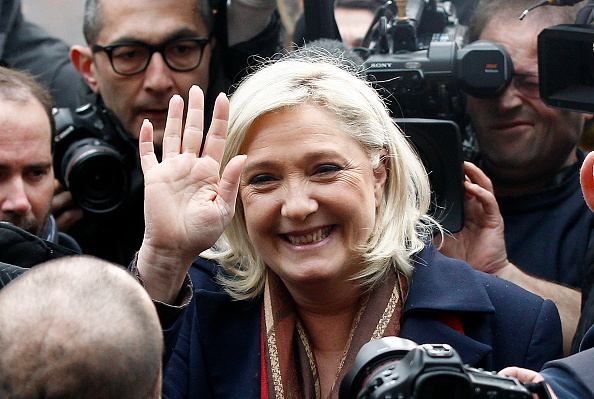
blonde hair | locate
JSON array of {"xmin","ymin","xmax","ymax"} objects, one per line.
[{"xmin": 204, "ymin": 56, "xmax": 438, "ymax": 300}]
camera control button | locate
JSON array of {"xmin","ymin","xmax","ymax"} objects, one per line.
[{"xmin": 424, "ymin": 344, "xmax": 455, "ymax": 358}]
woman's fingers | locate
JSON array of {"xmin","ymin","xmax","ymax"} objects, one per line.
[
  {"xmin": 139, "ymin": 119, "xmax": 158, "ymax": 173},
  {"xmin": 182, "ymin": 85, "xmax": 205, "ymax": 154},
  {"xmin": 219, "ymin": 154, "xmax": 247, "ymax": 210},
  {"xmin": 162, "ymin": 94, "xmax": 184, "ymax": 159},
  {"xmin": 202, "ymin": 93, "xmax": 230, "ymax": 164},
  {"xmin": 142, "ymin": 89, "xmax": 231, "ymax": 171}
]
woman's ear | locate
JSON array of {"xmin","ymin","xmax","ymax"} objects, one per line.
[
  {"xmin": 580, "ymin": 151, "xmax": 594, "ymax": 211},
  {"xmin": 373, "ymin": 150, "xmax": 388, "ymax": 208}
]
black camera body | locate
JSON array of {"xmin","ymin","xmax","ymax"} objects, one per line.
[
  {"xmin": 52, "ymin": 101, "xmax": 139, "ymax": 215},
  {"xmin": 359, "ymin": 0, "xmax": 513, "ymax": 123},
  {"xmin": 339, "ymin": 337, "xmax": 551, "ymax": 399},
  {"xmin": 538, "ymin": 23, "xmax": 594, "ymax": 114},
  {"xmin": 364, "ymin": 39, "xmax": 513, "ymax": 127}
]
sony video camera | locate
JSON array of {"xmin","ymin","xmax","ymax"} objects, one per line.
[
  {"xmin": 52, "ymin": 102, "xmax": 139, "ymax": 216},
  {"xmin": 339, "ymin": 337, "xmax": 553, "ymax": 399},
  {"xmin": 354, "ymin": 0, "xmax": 513, "ymax": 233},
  {"xmin": 358, "ymin": 0, "xmax": 513, "ymax": 126}
]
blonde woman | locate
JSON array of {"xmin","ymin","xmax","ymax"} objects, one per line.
[{"xmin": 134, "ymin": 57, "xmax": 562, "ymax": 399}]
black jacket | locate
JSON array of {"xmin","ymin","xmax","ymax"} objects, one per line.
[{"xmin": 0, "ymin": 0, "xmax": 88, "ymax": 108}]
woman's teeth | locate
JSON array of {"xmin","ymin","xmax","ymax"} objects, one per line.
[{"xmin": 286, "ymin": 226, "xmax": 331, "ymax": 245}]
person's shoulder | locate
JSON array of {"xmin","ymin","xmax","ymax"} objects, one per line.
[
  {"xmin": 0, "ymin": 262, "xmax": 27, "ymax": 290},
  {"xmin": 541, "ymin": 347, "xmax": 594, "ymax": 399},
  {"xmin": 57, "ymin": 232, "xmax": 82, "ymax": 254},
  {"xmin": 416, "ymin": 243, "xmax": 549, "ymax": 308},
  {"xmin": 472, "ymin": 266, "xmax": 543, "ymax": 300}
]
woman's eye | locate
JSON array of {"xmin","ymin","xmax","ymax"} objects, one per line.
[
  {"xmin": 248, "ymin": 174, "xmax": 276, "ymax": 185},
  {"xmin": 315, "ymin": 164, "xmax": 342, "ymax": 175}
]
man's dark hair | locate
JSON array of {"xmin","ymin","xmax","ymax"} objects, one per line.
[
  {"xmin": 466, "ymin": 0, "xmax": 585, "ymax": 43},
  {"xmin": 83, "ymin": 0, "xmax": 215, "ymax": 45},
  {"xmin": 0, "ymin": 67, "xmax": 55, "ymax": 148}
]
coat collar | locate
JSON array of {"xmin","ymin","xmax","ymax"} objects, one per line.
[
  {"xmin": 400, "ymin": 244, "xmax": 497, "ymax": 367},
  {"xmin": 403, "ymin": 244, "xmax": 495, "ymax": 315}
]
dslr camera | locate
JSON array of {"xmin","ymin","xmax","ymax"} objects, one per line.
[
  {"xmin": 52, "ymin": 101, "xmax": 139, "ymax": 216},
  {"xmin": 355, "ymin": 0, "xmax": 514, "ymax": 233},
  {"xmin": 339, "ymin": 337, "xmax": 553, "ymax": 399}
]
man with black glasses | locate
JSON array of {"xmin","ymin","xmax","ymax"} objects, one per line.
[
  {"xmin": 52, "ymin": 0, "xmax": 280, "ymax": 266},
  {"xmin": 438, "ymin": 0, "xmax": 594, "ymax": 355}
]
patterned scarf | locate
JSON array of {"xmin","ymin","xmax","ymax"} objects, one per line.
[{"xmin": 261, "ymin": 268, "xmax": 407, "ymax": 399}]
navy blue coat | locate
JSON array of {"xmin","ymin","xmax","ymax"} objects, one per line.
[
  {"xmin": 540, "ymin": 326, "xmax": 594, "ymax": 399},
  {"xmin": 162, "ymin": 244, "xmax": 563, "ymax": 399}
]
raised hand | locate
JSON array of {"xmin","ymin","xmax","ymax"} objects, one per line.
[{"xmin": 136, "ymin": 86, "xmax": 246, "ymax": 303}]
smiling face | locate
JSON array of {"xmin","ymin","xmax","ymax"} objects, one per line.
[
  {"xmin": 87, "ymin": 0, "xmax": 211, "ymax": 149},
  {"xmin": 238, "ymin": 104, "xmax": 387, "ymax": 295},
  {"xmin": 467, "ymin": 17, "xmax": 589, "ymax": 192}
]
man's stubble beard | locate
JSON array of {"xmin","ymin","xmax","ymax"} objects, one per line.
[{"xmin": 1, "ymin": 211, "xmax": 51, "ymax": 239}]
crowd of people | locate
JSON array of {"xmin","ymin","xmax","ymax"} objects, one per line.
[{"xmin": 1, "ymin": 0, "xmax": 593, "ymax": 398}]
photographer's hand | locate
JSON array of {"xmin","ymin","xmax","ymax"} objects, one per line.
[
  {"xmin": 136, "ymin": 86, "xmax": 246, "ymax": 304},
  {"xmin": 437, "ymin": 162, "xmax": 580, "ymax": 355},
  {"xmin": 498, "ymin": 367, "xmax": 559, "ymax": 399},
  {"xmin": 51, "ymin": 180, "xmax": 84, "ymax": 233},
  {"xmin": 436, "ymin": 161, "xmax": 510, "ymax": 275}
]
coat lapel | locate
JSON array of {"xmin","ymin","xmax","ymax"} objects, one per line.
[{"xmin": 401, "ymin": 245, "xmax": 496, "ymax": 367}]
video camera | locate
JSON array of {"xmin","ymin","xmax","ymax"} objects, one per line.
[
  {"xmin": 52, "ymin": 101, "xmax": 139, "ymax": 216},
  {"xmin": 538, "ymin": 0, "xmax": 594, "ymax": 113},
  {"xmin": 355, "ymin": 0, "xmax": 514, "ymax": 233},
  {"xmin": 359, "ymin": 0, "xmax": 513, "ymax": 125},
  {"xmin": 339, "ymin": 337, "xmax": 553, "ymax": 399}
]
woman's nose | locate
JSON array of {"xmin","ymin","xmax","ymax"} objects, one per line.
[{"xmin": 280, "ymin": 184, "xmax": 318, "ymax": 221}]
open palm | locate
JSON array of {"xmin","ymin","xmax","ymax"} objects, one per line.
[{"xmin": 136, "ymin": 86, "xmax": 245, "ymax": 302}]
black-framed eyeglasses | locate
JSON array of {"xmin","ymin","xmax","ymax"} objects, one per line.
[
  {"xmin": 92, "ymin": 37, "xmax": 211, "ymax": 76},
  {"xmin": 511, "ymin": 72, "xmax": 540, "ymax": 99}
]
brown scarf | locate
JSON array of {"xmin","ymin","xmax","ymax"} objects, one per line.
[{"xmin": 261, "ymin": 269, "xmax": 407, "ymax": 399}]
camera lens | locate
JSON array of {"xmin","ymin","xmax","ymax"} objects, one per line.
[
  {"xmin": 61, "ymin": 138, "xmax": 129, "ymax": 214},
  {"xmin": 340, "ymin": 337, "xmax": 418, "ymax": 399}
]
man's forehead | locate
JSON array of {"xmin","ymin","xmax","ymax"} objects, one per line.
[
  {"xmin": 480, "ymin": 18, "xmax": 540, "ymax": 68},
  {"xmin": 96, "ymin": 0, "xmax": 209, "ymax": 44},
  {"xmin": 0, "ymin": 98, "xmax": 52, "ymax": 144}
]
